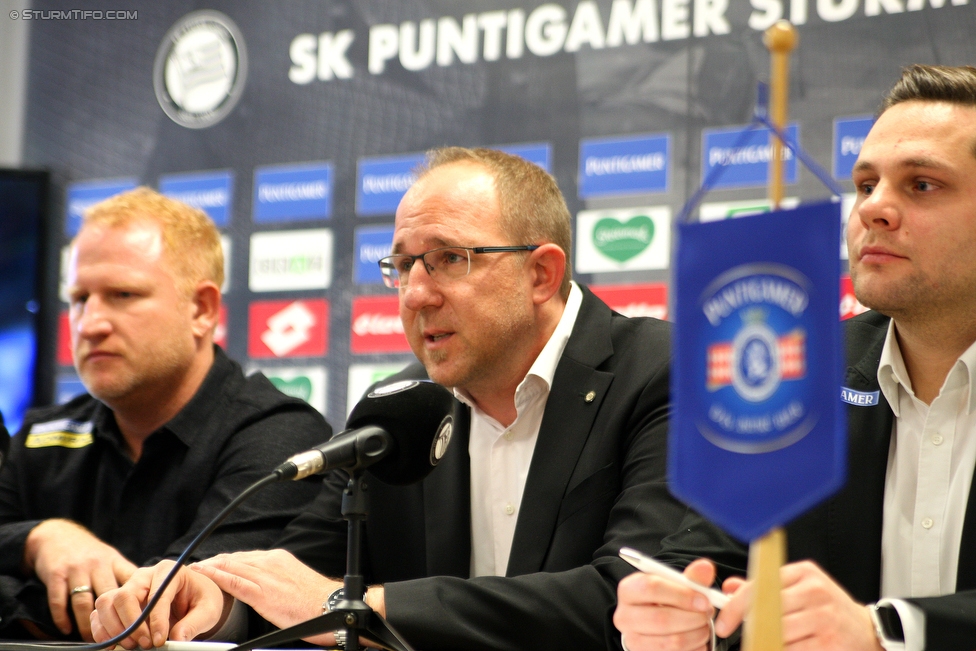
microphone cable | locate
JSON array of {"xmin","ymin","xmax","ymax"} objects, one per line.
[{"xmin": 0, "ymin": 468, "xmax": 291, "ymax": 651}]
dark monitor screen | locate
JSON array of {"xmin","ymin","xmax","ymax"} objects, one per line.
[{"xmin": 0, "ymin": 169, "xmax": 53, "ymax": 434}]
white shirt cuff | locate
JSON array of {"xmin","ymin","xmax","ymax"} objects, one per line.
[{"xmin": 877, "ymin": 598, "xmax": 925, "ymax": 651}]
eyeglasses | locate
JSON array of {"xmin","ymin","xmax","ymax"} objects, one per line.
[{"xmin": 378, "ymin": 245, "xmax": 539, "ymax": 288}]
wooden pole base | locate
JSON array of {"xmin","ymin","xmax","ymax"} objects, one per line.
[{"xmin": 743, "ymin": 527, "xmax": 786, "ymax": 651}]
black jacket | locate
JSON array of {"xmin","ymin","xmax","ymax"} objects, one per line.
[{"xmin": 276, "ymin": 286, "xmax": 686, "ymax": 651}]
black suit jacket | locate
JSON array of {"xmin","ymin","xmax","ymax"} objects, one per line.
[
  {"xmin": 656, "ymin": 311, "xmax": 976, "ymax": 649},
  {"xmin": 791, "ymin": 311, "xmax": 976, "ymax": 649},
  {"xmin": 276, "ymin": 286, "xmax": 688, "ymax": 651}
]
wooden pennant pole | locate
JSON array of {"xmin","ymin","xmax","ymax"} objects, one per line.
[
  {"xmin": 742, "ymin": 20, "xmax": 797, "ymax": 651},
  {"xmin": 743, "ymin": 527, "xmax": 786, "ymax": 651},
  {"xmin": 765, "ymin": 20, "xmax": 797, "ymax": 211}
]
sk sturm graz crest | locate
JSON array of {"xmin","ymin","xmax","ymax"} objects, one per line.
[
  {"xmin": 698, "ymin": 263, "xmax": 816, "ymax": 454},
  {"xmin": 154, "ymin": 10, "xmax": 248, "ymax": 129}
]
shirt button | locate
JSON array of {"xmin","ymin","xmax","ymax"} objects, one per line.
[
  {"xmin": 503, "ymin": 431, "xmax": 514, "ymax": 441},
  {"xmin": 922, "ymin": 517, "xmax": 934, "ymax": 529},
  {"xmin": 932, "ymin": 434, "xmax": 944, "ymax": 446},
  {"xmin": 504, "ymin": 503, "xmax": 515, "ymax": 515}
]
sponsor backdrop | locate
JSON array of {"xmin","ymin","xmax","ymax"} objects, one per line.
[{"xmin": 19, "ymin": 0, "xmax": 973, "ymax": 428}]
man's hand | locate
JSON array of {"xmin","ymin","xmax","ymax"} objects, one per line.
[
  {"xmin": 24, "ymin": 519, "xmax": 137, "ymax": 640},
  {"xmin": 614, "ymin": 559, "xmax": 724, "ymax": 651},
  {"xmin": 191, "ymin": 549, "xmax": 340, "ymax": 646},
  {"xmin": 91, "ymin": 560, "xmax": 229, "ymax": 649},
  {"xmin": 715, "ymin": 561, "xmax": 883, "ymax": 651}
]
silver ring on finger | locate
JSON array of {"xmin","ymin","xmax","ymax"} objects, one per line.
[{"xmin": 70, "ymin": 585, "xmax": 93, "ymax": 596}]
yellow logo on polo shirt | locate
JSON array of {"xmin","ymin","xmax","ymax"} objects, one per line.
[{"xmin": 25, "ymin": 419, "xmax": 94, "ymax": 449}]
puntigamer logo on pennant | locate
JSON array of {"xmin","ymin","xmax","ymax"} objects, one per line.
[
  {"xmin": 575, "ymin": 207, "xmax": 670, "ymax": 273},
  {"xmin": 698, "ymin": 263, "xmax": 814, "ymax": 454}
]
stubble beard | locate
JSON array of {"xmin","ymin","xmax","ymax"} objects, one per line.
[
  {"xmin": 420, "ymin": 302, "xmax": 534, "ymax": 394},
  {"xmin": 851, "ymin": 264, "xmax": 938, "ymax": 322},
  {"xmin": 80, "ymin": 342, "xmax": 193, "ymax": 412}
]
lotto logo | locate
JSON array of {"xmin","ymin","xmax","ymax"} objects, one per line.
[{"xmin": 248, "ymin": 299, "xmax": 329, "ymax": 359}]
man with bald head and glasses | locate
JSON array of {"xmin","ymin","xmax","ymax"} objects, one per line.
[{"xmin": 93, "ymin": 147, "xmax": 683, "ymax": 651}]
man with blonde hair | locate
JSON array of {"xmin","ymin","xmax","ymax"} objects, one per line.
[{"xmin": 0, "ymin": 187, "xmax": 328, "ymax": 641}]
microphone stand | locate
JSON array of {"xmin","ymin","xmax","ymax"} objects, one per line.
[{"xmin": 230, "ymin": 470, "xmax": 415, "ymax": 651}]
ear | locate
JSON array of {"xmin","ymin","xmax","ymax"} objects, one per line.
[
  {"xmin": 526, "ymin": 243, "xmax": 566, "ymax": 306},
  {"xmin": 189, "ymin": 281, "xmax": 221, "ymax": 341}
]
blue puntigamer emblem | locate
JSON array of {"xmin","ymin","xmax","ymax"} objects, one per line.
[
  {"xmin": 671, "ymin": 201, "xmax": 846, "ymax": 542},
  {"xmin": 698, "ymin": 263, "xmax": 815, "ymax": 453}
]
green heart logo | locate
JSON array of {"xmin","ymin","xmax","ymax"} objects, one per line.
[
  {"xmin": 270, "ymin": 376, "xmax": 313, "ymax": 402},
  {"xmin": 592, "ymin": 216, "xmax": 655, "ymax": 262}
]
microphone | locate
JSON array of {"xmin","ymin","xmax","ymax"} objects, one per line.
[{"xmin": 275, "ymin": 379, "xmax": 458, "ymax": 485}]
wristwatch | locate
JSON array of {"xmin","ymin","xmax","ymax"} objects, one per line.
[
  {"xmin": 870, "ymin": 603, "xmax": 905, "ymax": 647},
  {"xmin": 323, "ymin": 587, "xmax": 348, "ymax": 613},
  {"xmin": 323, "ymin": 587, "xmax": 366, "ymax": 650}
]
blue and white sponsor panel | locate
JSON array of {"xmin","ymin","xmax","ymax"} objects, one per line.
[
  {"xmin": 159, "ymin": 170, "xmax": 234, "ymax": 228},
  {"xmin": 253, "ymin": 162, "xmax": 333, "ymax": 223},
  {"xmin": 701, "ymin": 124, "xmax": 799, "ymax": 190},
  {"xmin": 496, "ymin": 142, "xmax": 552, "ymax": 172},
  {"xmin": 578, "ymin": 134, "xmax": 670, "ymax": 198},
  {"xmin": 354, "ymin": 225, "xmax": 395, "ymax": 285},
  {"xmin": 356, "ymin": 153, "xmax": 425, "ymax": 216},
  {"xmin": 832, "ymin": 116, "xmax": 873, "ymax": 181},
  {"xmin": 65, "ymin": 178, "xmax": 138, "ymax": 236}
]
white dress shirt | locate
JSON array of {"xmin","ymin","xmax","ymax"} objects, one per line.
[
  {"xmin": 457, "ymin": 282, "xmax": 583, "ymax": 578},
  {"xmin": 876, "ymin": 320, "xmax": 976, "ymax": 650}
]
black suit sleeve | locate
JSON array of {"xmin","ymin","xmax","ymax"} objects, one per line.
[{"xmin": 904, "ymin": 593, "xmax": 976, "ymax": 650}]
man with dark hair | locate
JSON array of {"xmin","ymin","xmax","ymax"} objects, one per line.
[
  {"xmin": 0, "ymin": 188, "xmax": 328, "ymax": 641},
  {"xmin": 614, "ymin": 63, "xmax": 976, "ymax": 651},
  {"xmin": 93, "ymin": 148, "xmax": 684, "ymax": 651}
]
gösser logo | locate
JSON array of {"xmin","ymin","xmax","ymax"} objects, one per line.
[
  {"xmin": 697, "ymin": 263, "xmax": 816, "ymax": 454},
  {"xmin": 592, "ymin": 215, "xmax": 654, "ymax": 262},
  {"xmin": 154, "ymin": 10, "xmax": 248, "ymax": 129}
]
